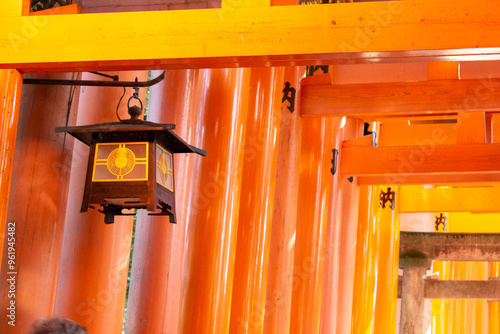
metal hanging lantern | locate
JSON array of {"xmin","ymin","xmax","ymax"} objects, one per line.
[{"xmin": 56, "ymin": 84, "xmax": 206, "ymax": 224}]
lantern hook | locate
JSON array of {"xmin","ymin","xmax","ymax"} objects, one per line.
[
  {"xmin": 115, "ymin": 78, "xmax": 144, "ymax": 121},
  {"xmin": 127, "ymin": 83, "xmax": 144, "ymax": 120}
]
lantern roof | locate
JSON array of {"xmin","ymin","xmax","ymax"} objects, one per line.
[{"xmin": 56, "ymin": 120, "xmax": 207, "ymax": 156}]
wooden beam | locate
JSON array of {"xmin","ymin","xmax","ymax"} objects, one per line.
[
  {"xmin": 341, "ymin": 143, "xmax": 500, "ymax": 184},
  {"xmin": 1, "ymin": 0, "xmax": 29, "ymax": 17},
  {"xmin": 357, "ymin": 173, "xmax": 500, "ymax": 185},
  {"xmin": 397, "ymin": 277, "xmax": 500, "ymax": 300},
  {"xmin": 425, "ymin": 280, "xmax": 500, "ymax": 300},
  {"xmin": 399, "ymin": 232, "xmax": 500, "ymax": 262},
  {"xmin": 2, "ymin": 0, "xmax": 500, "ymax": 72},
  {"xmin": 301, "ymin": 78, "xmax": 500, "ymax": 117},
  {"xmin": 400, "ymin": 185, "xmax": 500, "ymax": 213}
]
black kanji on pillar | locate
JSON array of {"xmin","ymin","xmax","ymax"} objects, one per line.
[
  {"xmin": 435, "ymin": 213, "xmax": 447, "ymax": 232},
  {"xmin": 379, "ymin": 187, "xmax": 396, "ymax": 210},
  {"xmin": 282, "ymin": 82, "xmax": 296, "ymax": 113}
]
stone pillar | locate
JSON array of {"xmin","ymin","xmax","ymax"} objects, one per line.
[{"xmin": 400, "ymin": 259, "xmax": 430, "ymax": 334}]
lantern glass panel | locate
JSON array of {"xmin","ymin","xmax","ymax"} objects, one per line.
[
  {"xmin": 92, "ymin": 142, "xmax": 149, "ymax": 181},
  {"xmin": 155, "ymin": 144, "xmax": 174, "ymax": 192}
]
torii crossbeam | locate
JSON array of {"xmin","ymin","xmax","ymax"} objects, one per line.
[{"xmin": 1, "ymin": 0, "xmax": 500, "ymax": 72}]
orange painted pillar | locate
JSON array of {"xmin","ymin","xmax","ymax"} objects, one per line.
[
  {"xmin": 350, "ymin": 185, "xmax": 400, "ymax": 334},
  {"xmin": 264, "ymin": 0, "xmax": 301, "ymax": 329},
  {"xmin": 450, "ymin": 262, "xmax": 467, "ymax": 334},
  {"xmin": 263, "ymin": 67, "xmax": 303, "ymax": 334},
  {"xmin": 467, "ymin": 262, "xmax": 488, "ymax": 332},
  {"xmin": 124, "ymin": 69, "xmax": 206, "ymax": 333},
  {"xmin": 179, "ymin": 68, "xmax": 250, "ymax": 333},
  {"xmin": 445, "ymin": 213, "xmax": 488, "ymax": 334},
  {"xmin": 432, "ymin": 212, "xmax": 450, "ymax": 334},
  {"xmin": 289, "ymin": 116, "xmax": 334, "ymax": 334},
  {"xmin": 177, "ymin": 69, "xmax": 212, "ymax": 327},
  {"xmin": 318, "ymin": 113, "xmax": 342, "ymax": 334},
  {"xmin": 350, "ymin": 185, "xmax": 377, "ymax": 334},
  {"xmin": 332, "ymin": 119, "xmax": 363, "ymax": 334},
  {"xmin": 0, "ymin": 69, "xmax": 22, "ymax": 263},
  {"xmin": 490, "ymin": 115, "xmax": 500, "ymax": 333},
  {"xmin": 432, "ymin": 260, "xmax": 452, "ymax": 334},
  {"xmin": 372, "ymin": 185, "xmax": 400, "ymax": 334},
  {"xmin": 229, "ymin": 67, "xmax": 283, "ymax": 333},
  {"xmin": 54, "ymin": 71, "xmax": 147, "ymax": 333},
  {"xmin": 489, "ymin": 262, "xmax": 500, "ymax": 333},
  {"xmin": 432, "ymin": 212, "xmax": 491, "ymax": 334},
  {"xmin": 0, "ymin": 73, "xmax": 78, "ymax": 333}
]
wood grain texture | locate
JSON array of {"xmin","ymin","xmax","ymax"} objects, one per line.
[
  {"xmin": 301, "ymin": 78, "xmax": 500, "ymax": 117},
  {"xmin": 341, "ymin": 143, "xmax": 500, "ymax": 185},
  {"xmin": 2, "ymin": 0, "xmax": 500, "ymax": 71}
]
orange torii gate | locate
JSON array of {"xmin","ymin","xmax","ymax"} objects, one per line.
[{"xmin": 2, "ymin": 1, "xmax": 500, "ymax": 333}]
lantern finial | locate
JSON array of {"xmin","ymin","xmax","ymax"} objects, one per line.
[{"xmin": 126, "ymin": 82, "xmax": 143, "ymax": 121}]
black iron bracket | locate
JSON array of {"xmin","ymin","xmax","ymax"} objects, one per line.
[
  {"xmin": 148, "ymin": 202, "xmax": 176, "ymax": 224},
  {"xmin": 363, "ymin": 122, "xmax": 377, "ymax": 147},
  {"xmin": 331, "ymin": 149, "xmax": 339, "ymax": 175},
  {"xmin": 23, "ymin": 71, "xmax": 165, "ymax": 88},
  {"xmin": 98, "ymin": 205, "xmax": 136, "ymax": 224},
  {"xmin": 88, "ymin": 71, "xmax": 119, "ymax": 81}
]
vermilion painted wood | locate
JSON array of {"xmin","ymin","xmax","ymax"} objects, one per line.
[
  {"xmin": 179, "ymin": 68, "xmax": 250, "ymax": 333},
  {"xmin": 371, "ymin": 185, "xmax": 400, "ymax": 334},
  {"xmin": 399, "ymin": 185, "xmax": 500, "ymax": 214},
  {"xmin": 318, "ymin": 115, "xmax": 343, "ymax": 334},
  {"xmin": 341, "ymin": 143, "xmax": 500, "ymax": 177},
  {"xmin": 4, "ymin": 0, "xmax": 500, "ymax": 72},
  {"xmin": 300, "ymin": 78, "xmax": 500, "ymax": 118},
  {"xmin": 489, "ymin": 121, "xmax": 500, "ymax": 333},
  {"xmin": 332, "ymin": 119, "xmax": 363, "ymax": 334},
  {"xmin": 0, "ymin": 73, "xmax": 77, "ymax": 334},
  {"xmin": 263, "ymin": 66, "xmax": 302, "ymax": 334},
  {"xmin": 0, "ymin": 0, "xmax": 26, "ymax": 16},
  {"xmin": 263, "ymin": 0, "xmax": 301, "ymax": 330},
  {"xmin": 0, "ymin": 69, "xmax": 22, "ymax": 267},
  {"xmin": 352, "ymin": 185, "xmax": 401, "ymax": 334},
  {"xmin": 54, "ymin": 71, "xmax": 147, "ymax": 333},
  {"xmin": 229, "ymin": 67, "xmax": 283, "ymax": 333},
  {"xmin": 490, "ymin": 263, "xmax": 500, "ymax": 333},
  {"xmin": 443, "ymin": 216, "xmax": 490, "ymax": 334},
  {"xmin": 350, "ymin": 186, "xmax": 377, "ymax": 334},
  {"xmin": 357, "ymin": 173, "xmax": 500, "ymax": 186},
  {"xmin": 290, "ymin": 117, "xmax": 334, "ymax": 334},
  {"xmin": 447, "ymin": 75, "xmax": 491, "ymax": 333}
]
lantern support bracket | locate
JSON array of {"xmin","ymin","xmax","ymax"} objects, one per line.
[
  {"xmin": 23, "ymin": 71, "xmax": 165, "ymax": 88},
  {"xmin": 99, "ymin": 205, "xmax": 136, "ymax": 224},
  {"xmin": 149, "ymin": 202, "xmax": 176, "ymax": 224}
]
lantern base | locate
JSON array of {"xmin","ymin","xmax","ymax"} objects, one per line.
[
  {"xmin": 148, "ymin": 201, "xmax": 176, "ymax": 224},
  {"xmin": 91, "ymin": 203, "xmax": 175, "ymax": 224},
  {"xmin": 98, "ymin": 204, "xmax": 136, "ymax": 224}
]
